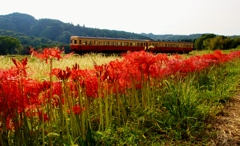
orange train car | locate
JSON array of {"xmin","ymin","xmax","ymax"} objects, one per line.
[{"xmin": 70, "ymin": 36, "xmax": 194, "ymax": 53}]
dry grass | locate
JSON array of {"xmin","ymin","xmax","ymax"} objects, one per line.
[
  {"xmin": 210, "ymin": 93, "xmax": 240, "ymax": 145},
  {"xmin": 0, "ymin": 53, "xmax": 121, "ymax": 79}
]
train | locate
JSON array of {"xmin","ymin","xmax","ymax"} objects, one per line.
[{"xmin": 70, "ymin": 36, "xmax": 194, "ymax": 54}]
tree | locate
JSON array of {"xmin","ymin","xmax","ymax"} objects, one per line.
[
  {"xmin": 231, "ymin": 37, "xmax": 240, "ymax": 48},
  {"xmin": 0, "ymin": 36, "xmax": 23, "ymax": 55},
  {"xmin": 194, "ymin": 34, "xmax": 216, "ymax": 50}
]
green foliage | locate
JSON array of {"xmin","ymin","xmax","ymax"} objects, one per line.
[
  {"xmin": 194, "ymin": 34, "xmax": 240, "ymax": 50},
  {"xmin": 0, "ymin": 36, "xmax": 23, "ymax": 54},
  {"xmin": 0, "ymin": 29, "xmax": 66, "ymax": 54},
  {"xmin": 194, "ymin": 34, "xmax": 216, "ymax": 50}
]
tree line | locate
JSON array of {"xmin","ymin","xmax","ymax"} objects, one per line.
[
  {"xmin": 1, "ymin": 34, "xmax": 240, "ymax": 55},
  {"xmin": 194, "ymin": 34, "xmax": 240, "ymax": 50}
]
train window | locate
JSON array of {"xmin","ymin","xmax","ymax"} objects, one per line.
[
  {"xmin": 130, "ymin": 42, "xmax": 132, "ymax": 46},
  {"xmin": 83, "ymin": 40, "xmax": 87, "ymax": 45},
  {"xmin": 98, "ymin": 41, "xmax": 102, "ymax": 45},
  {"xmin": 79, "ymin": 40, "xmax": 81, "ymax": 44},
  {"xmin": 74, "ymin": 40, "xmax": 77, "ymax": 44},
  {"xmin": 155, "ymin": 43, "xmax": 158, "ymax": 47},
  {"xmin": 140, "ymin": 43, "xmax": 143, "ymax": 46},
  {"xmin": 89, "ymin": 41, "xmax": 92, "ymax": 45},
  {"xmin": 117, "ymin": 42, "xmax": 120, "ymax": 46},
  {"xmin": 132, "ymin": 42, "xmax": 135, "ymax": 46}
]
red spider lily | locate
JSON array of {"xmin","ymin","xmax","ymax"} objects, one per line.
[
  {"xmin": 40, "ymin": 81, "xmax": 62, "ymax": 106},
  {"xmin": 11, "ymin": 57, "xmax": 28, "ymax": 76},
  {"xmin": 69, "ymin": 65, "xmax": 99, "ymax": 98},
  {"xmin": 37, "ymin": 111, "xmax": 49, "ymax": 122},
  {"xmin": 30, "ymin": 47, "xmax": 73, "ymax": 63},
  {"xmin": 40, "ymin": 80, "xmax": 51, "ymax": 91},
  {"xmin": 52, "ymin": 67, "xmax": 72, "ymax": 80},
  {"xmin": 70, "ymin": 105, "xmax": 85, "ymax": 115},
  {"xmin": 94, "ymin": 64, "xmax": 108, "ymax": 81}
]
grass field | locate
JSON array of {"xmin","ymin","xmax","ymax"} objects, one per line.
[
  {"xmin": 0, "ymin": 53, "xmax": 120, "ymax": 79},
  {"xmin": 1, "ymin": 49, "xmax": 240, "ymax": 145}
]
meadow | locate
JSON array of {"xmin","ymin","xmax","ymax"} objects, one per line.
[{"xmin": 1, "ymin": 48, "xmax": 240, "ymax": 145}]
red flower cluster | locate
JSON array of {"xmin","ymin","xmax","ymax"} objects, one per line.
[
  {"xmin": 30, "ymin": 47, "xmax": 73, "ymax": 63},
  {"xmin": 1, "ymin": 48, "xmax": 240, "ymax": 131}
]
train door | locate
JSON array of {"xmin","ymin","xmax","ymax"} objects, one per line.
[
  {"xmin": 144, "ymin": 41, "xmax": 149, "ymax": 50},
  {"xmin": 145, "ymin": 42, "xmax": 149, "ymax": 48}
]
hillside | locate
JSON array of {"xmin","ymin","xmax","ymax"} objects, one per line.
[{"xmin": 0, "ymin": 12, "xmax": 151, "ymax": 45}]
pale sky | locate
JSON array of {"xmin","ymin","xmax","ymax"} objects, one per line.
[{"xmin": 0, "ymin": 0, "xmax": 240, "ymax": 36}]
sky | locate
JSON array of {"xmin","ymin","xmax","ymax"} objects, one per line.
[{"xmin": 0, "ymin": 0, "xmax": 240, "ymax": 36}]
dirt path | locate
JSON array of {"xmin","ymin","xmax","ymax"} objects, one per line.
[{"xmin": 211, "ymin": 93, "xmax": 240, "ymax": 145}]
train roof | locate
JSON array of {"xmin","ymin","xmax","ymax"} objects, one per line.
[
  {"xmin": 70, "ymin": 36, "xmax": 193, "ymax": 43},
  {"xmin": 71, "ymin": 36, "xmax": 148, "ymax": 41}
]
